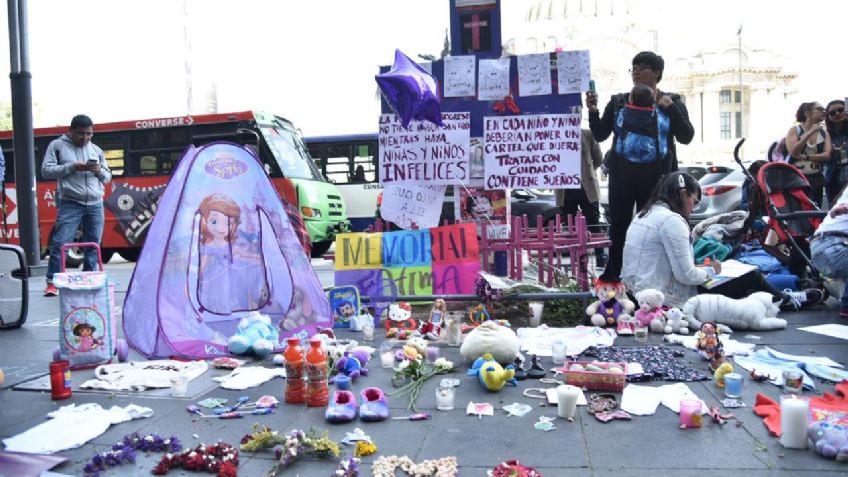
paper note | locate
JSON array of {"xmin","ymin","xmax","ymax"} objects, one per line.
[
  {"xmin": 556, "ymin": 50, "xmax": 591, "ymax": 94},
  {"xmin": 380, "ymin": 183, "xmax": 447, "ymax": 230},
  {"xmin": 799, "ymin": 324, "xmax": 848, "ymax": 341},
  {"xmin": 477, "ymin": 57, "xmax": 510, "ymax": 100},
  {"xmin": 517, "ymin": 53, "xmax": 552, "ymax": 97},
  {"xmin": 701, "ymin": 259, "xmax": 758, "ymax": 289},
  {"xmin": 444, "ymin": 55, "xmax": 476, "ymax": 97}
]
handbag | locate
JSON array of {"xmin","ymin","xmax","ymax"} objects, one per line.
[{"xmin": 350, "ymin": 306, "xmax": 374, "ymax": 332}]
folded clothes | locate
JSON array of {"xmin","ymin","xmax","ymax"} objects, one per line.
[
  {"xmin": 733, "ymin": 347, "xmax": 847, "ymax": 390},
  {"xmin": 583, "ymin": 346, "xmax": 709, "ymax": 382}
]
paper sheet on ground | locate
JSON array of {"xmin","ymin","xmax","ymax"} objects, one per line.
[
  {"xmin": 3, "ymin": 403, "xmax": 153, "ymax": 454},
  {"xmin": 517, "ymin": 325, "xmax": 617, "ymax": 357},
  {"xmin": 80, "ymin": 359, "xmax": 209, "ymax": 391},
  {"xmin": 664, "ymin": 333, "xmax": 756, "ymax": 356},
  {"xmin": 620, "ymin": 383, "xmax": 706, "ymax": 416},
  {"xmin": 701, "ymin": 259, "xmax": 758, "ymax": 289},
  {"xmin": 799, "ymin": 324, "xmax": 848, "ymax": 341}
]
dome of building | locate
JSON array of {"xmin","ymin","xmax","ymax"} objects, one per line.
[{"xmin": 526, "ymin": 0, "xmax": 634, "ymax": 22}]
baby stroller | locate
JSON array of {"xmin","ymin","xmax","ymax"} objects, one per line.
[
  {"xmin": 734, "ymin": 139, "xmax": 829, "ymax": 294},
  {"xmin": 52, "ymin": 242, "xmax": 128, "ymax": 369}
]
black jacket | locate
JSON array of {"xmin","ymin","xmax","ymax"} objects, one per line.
[{"xmin": 589, "ymin": 91, "xmax": 695, "ymax": 173}]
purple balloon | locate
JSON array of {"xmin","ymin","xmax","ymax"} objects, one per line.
[{"xmin": 375, "ymin": 49, "xmax": 443, "ymax": 129}]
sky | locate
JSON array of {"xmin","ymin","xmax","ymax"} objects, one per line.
[{"xmin": 0, "ymin": 0, "xmax": 845, "ymax": 136}]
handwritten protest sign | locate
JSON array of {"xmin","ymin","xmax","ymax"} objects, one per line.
[
  {"xmin": 378, "ymin": 112, "xmax": 471, "ymax": 185},
  {"xmin": 380, "ymin": 182, "xmax": 447, "ymax": 230},
  {"xmin": 334, "ymin": 224, "xmax": 480, "ymax": 302},
  {"xmin": 483, "ymin": 113, "xmax": 582, "ymax": 190}
]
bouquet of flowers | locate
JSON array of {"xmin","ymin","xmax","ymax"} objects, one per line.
[
  {"xmin": 388, "ymin": 356, "xmax": 455, "ymax": 411},
  {"xmin": 239, "ymin": 425, "xmax": 358, "ymax": 477}
]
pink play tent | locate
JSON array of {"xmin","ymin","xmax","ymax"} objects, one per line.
[{"xmin": 123, "ymin": 142, "xmax": 331, "ymax": 358}]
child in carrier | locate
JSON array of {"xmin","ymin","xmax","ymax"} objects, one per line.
[{"xmin": 614, "ymin": 84, "xmax": 667, "ymax": 164}]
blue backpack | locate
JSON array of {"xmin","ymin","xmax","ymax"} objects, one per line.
[{"xmin": 613, "ymin": 104, "xmax": 670, "ymax": 164}]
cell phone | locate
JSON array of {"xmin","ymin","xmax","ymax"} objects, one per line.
[
  {"xmin": 87, "ymin": 158, "xmax": 98, "ymax": 164},
  {"xmin": 589, "ymin": 79, "xmax": 596, "ymax": 94}
]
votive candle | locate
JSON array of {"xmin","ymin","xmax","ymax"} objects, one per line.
[{"xmin": 556, "ymin": 385, "xmax": 579, "ymax": 420}]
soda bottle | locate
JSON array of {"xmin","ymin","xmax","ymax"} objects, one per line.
[
  {"xmin": 284, "ymin": 337, "xmax": 306, "ymax": 404},
  {"xmin": 305, "ymin": 338, "xmax": 329, "ymax": 407}
]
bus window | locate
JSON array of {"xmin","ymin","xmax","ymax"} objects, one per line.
[
  {"xmin": 96, "ymin": 135, "xmax": 126, "ymax": 177},
  {"xmin": 138, "ymin": 155, "xmax": 157, "ymax": 175},
  {"xmin": 130, "ymin": 128, "xmax": 188, "ymax": 149},
  {"xmin": 325, "ymin": 144, "xmax": 351, "ymax": 184},
  {"xmin": 353, "ymin": 143, "xmax": 376, "ymax": 183}
]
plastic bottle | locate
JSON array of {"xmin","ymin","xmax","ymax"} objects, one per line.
[
  {"xmin": 305, "ymin": 338, "xmax": 329, "ymax": 407},
  {"xmin": 284, "ymin": 337, "xmax": 306, "ymax": 404}
]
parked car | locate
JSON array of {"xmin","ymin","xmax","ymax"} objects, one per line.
[
  {"xmin": 688, "ymin": 162, "xmax": 751, "ymax": 226},
  {"xmin": 598, "ymin": 165, "xmax": 707, "ymax": 222}
]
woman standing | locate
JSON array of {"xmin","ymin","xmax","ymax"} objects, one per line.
[
  {"xmin": 825, "ymin": 100, "xmax": 848, "ymax": 205},
  {"xmin": 785, "ymin": 102, "xmax": 833, "ymax": 207}
]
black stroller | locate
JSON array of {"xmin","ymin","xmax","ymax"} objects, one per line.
[{"xmin": 734, "ymin": 139, "xmax": 829, "ymax": 295}]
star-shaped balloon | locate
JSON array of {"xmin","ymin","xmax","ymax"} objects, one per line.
[{"xmin": 375, "ymin": 49, "xmax": 443, "ymax": 129}]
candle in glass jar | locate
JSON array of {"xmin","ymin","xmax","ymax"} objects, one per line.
[
  {"xmin": 426, "ymin": 346, "xmax": 439, "ymax": 364},
  {"xmin": 436, "ymin": 385, "xmax": 455, "ymax": 411},
  {"xmin": 362, "ymin": 324, "xmax": 375, "ymax": 341},
  {"xmin": 380, "ymin": 350, "xmax": 395, "ymax": 368},
  {"xmin": 556, "ymin": 385, "xmax": 579, "ymax": 420},
  {"xmin": 723, "ymin": 373, "xmax": 743, "ymax": 398},
  {"xmin": 679, "ymin": 399, "xmax": 703, "ymax": 428},
  {"xmin": 779, "ymin": 395, "xmax": 809, "ymax": 449}
]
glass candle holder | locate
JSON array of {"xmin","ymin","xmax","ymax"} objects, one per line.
[
  {"xmin": 426, "ymin": 346, "xmax": 439, "ymax": 364},
  {"xmin": 634, "ymin": 326, "xmax": 648, "ymax": 343},
  {"xmin": 170, "ymin": 374, "xmax": 189, "ymax": 398},
  {"xmin": 362, "ymin": 323, "xmax": 375, "ymax": 341},
  {"xmin": 551, "ymin": 340, "xmax": 567, "ymax": 365},
  {"xmin": 723, "ymin": 373, "xmax": 743, "ymax": 398},
  {"xmin": 782, "ymin": 369, "xmax": 803, "ymax": 394},
  {"xmin": 436, "ymin": 385, "xmax": 455, "ymax": 411}
]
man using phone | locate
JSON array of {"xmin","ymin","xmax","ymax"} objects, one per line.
[{"xmin": 41, "ymin": 114, "xmax": 112, "ymax": 296}]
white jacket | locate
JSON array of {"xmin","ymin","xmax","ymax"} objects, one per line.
[{"xmin": 621, "ymin": 203, "xmax": 711, "ymax": 308}]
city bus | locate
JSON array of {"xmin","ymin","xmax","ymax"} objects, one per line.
[
  {"xmin": 0, "ymin": 111, "xmax": 349, "ymax": 263},
  {"xmin": 304, "ymin": 133, "xmax": 381, "ymax": 232}
]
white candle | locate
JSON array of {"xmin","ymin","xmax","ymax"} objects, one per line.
[
  {"xmin": 529, "ymin": 302, "xmax": 544, "ymax": 327},
  {"xmin": 362, "ymin": 324, "xmax": 375, "ymax": 341},
  {"xmin": 170, "ymin": 375, "xmax": 188, "ymax": 398},
  {"xmin": 779, "ymin": 395, "xmax": 809, "ymax": 449},
  {"xmin": 436, "ymin": 385, "xmax": 455, "ymax": 411},
  {"xmin": 380, "ymin": 351, "xmax": 395, "ymax": 369},
  {"xmin": 557, "ymin": 385, "xmax": 579, "ymax": 420}
]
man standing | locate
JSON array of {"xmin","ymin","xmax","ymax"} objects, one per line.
[
  {"xmin": 586, "ymin": 51, "xmax": 694, "ymax": 281},
  {"xmin": 41, "ymin": 114, "xmax": 111, "ymax": 296}
]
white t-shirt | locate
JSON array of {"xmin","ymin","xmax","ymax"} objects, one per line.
[{"xmin": 816, "ymin": 188, "xmax": 848, "ymax": 235}]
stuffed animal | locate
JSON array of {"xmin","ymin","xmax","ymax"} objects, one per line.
[
  {"xmin": 228, "ymin": 311, "xmax": 279, "ymax": 358},
  {"xmin": 713, "ymin": 362, "xmax": 734, "ymax": 388},
  {"xmin": 329, "ymin": 349, "xmax": 371, "ymax": 383},
  {"xmin": 467, "ymin": 353, "xmax": 517, "ymax": 391},
  {"xmin": 460, "ymin": 320, "xmax": 519, "ymax": 365},
  {"xmin": 586, "ymin": 279, "xmax": 635, "ymax": 330},
  {"xmin": 634, "ymin": 289, "xmax": 666, "ymax": 333},
  {"xmin": 663, "ymin": 307, "xmax": 690, "ymax": 334},
  {"xmin": 808, "ymin": 421, "xmax": 848, "ymax": 461},
  {"xmin": 683, "ymin": 292, "xmax": 786, "ymax": 332},
  {"xmin": 385, "ymin": 302, "xmax": 417, "ymax": 338},
  {"xmin": 281, "ymin": 287, "xmax": 316, "ymax": 331}
]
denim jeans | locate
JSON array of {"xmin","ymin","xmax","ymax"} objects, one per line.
[
  {"xmin": 811, "ymin": 234, "xmax": 848, "ymax": 311},
  {"xmin": 46, "ymin": 200, "xmax": 104, "ymax": 282}
]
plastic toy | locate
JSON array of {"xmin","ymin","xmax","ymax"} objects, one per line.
[
  {"xmin": 713, "ymin": 362, "xmax": 734, "ymax": 388},
  {"xmin": 586, "ymin": 279, "xmax": 635, "ymax": 331},
  {"xmin": 228, "ymin": 311, "xmax": 279, "ymax": 358},
  {"xmin": 467, "ymin": 353, "xmax": 517, "ymax": 392},
  {"xmin": 421, "ymin": 299, "xmax": 445, "ymax": 340},
  {"xmin": 807, "ymin": 421, "xmax": 848, "ymax": 461},
  {"xmin": 468, "ymin": 303, "xmax": 492, "ymax": 326},
  {"xmin": 695, "ymin": 321, "xmax": 726, "ymax": 371}
]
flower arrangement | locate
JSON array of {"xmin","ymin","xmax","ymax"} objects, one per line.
[
  {"xmin": 151, "ymin": 442, "xmax": 238, "ymax": 477},
  {"xmin": 487, "ymin": 459, "xmax": 543, "ymax": 477},
  {"xmin": 239, "ymin": 425, "xmax": 359, "ymax": 477},
  {"xmin": 388, "ymin": 356, "xmax": 455, "ymax": 411},
  {"xmin": 372, "ymin": 455, "xmax": 458, "ymax": 477},
  {"xmin": 82, "ymin": 433, "xmax": 182, "ymax": 477}
]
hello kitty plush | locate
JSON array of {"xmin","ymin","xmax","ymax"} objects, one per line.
[{"xmin": 385, "ymin": 302, "xmax": 417, "ymax": 339}]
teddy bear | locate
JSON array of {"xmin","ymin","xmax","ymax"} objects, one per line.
[
  {"xmin": 663, "ymin": 307, "xmax": 690, "ymax": 334},
  {"xmin": 586, "ymin": 279, "xmax": 635, "ymax": 332},
  {"xmin": 228, "ymin": 311, "xmax": 279, "ymax": 358},
  {"xmin": 808, "ymin": 421, "xmax": 848, "ymax": 461},
  {"xmin": 634, "ymin": 289, "xmax": 666, "ymax": 333}
]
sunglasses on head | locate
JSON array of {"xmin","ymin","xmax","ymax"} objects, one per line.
[{"xmin": 829, "ymin": 108, "xmax": 845, "ymax": 117}]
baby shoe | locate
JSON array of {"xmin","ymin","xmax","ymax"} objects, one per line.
[
  {"xmin": 527, "ymin": 354, "xmax": 546, "ymax": 379},
  {"xmin": 359, "ymin": 387, "xmax": 390, "ymax": 422},
  {"xmin": 326, "ymin": 390, "xmax": 358, "ymax": 424},
  {"xmin": 513, "ymin": 357, "xmax": 528, "ymax": 381}
]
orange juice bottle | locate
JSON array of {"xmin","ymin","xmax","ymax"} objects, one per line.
[
  {"xmin": 284, "ymin": 337, "xmax": 306, "ymax": 404},
  {"xmin": 305, "ymin": 338, "xmax": 329, "ymax": 407}
]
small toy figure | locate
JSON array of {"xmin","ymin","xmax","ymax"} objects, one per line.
[
  {"xmin": 586, "ymin": 279, "xmax": 635, "ymax": 331},
  {"xmin": 469, "ymin": 303, "xmax": 491, "ymax": 325},
  {"xmin": 695, "ymin": 321, "xmax": 726, "ymax": 371},
  {"xmin": 421, "ymin": 299, "xmax": 445, "ymax": 340},
  {"xmin": 713, "ymin": 362, "xmax": 734, "ymax": 388}
]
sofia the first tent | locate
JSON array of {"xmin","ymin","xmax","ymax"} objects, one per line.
[{"xmin": 123, "ymin": 142, "xmax": 331, "ymax": 358}]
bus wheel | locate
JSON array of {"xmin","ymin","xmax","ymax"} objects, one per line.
[
  {"xmin": 310, "ymin": 240, "xmax": 332, "ymax": 258},
  {"xmin": 119, "ymin": 249, "xmax": 141, "ymax": 262}
]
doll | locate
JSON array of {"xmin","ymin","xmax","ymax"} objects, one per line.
[
  {"xmin": 421, "ymin": 298, "xmax": 445, "ymax": 340},
  {"xmin": 695, "ymin": 321, "xmax": 726, "ymax": 371}
]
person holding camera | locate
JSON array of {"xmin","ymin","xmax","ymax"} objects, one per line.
[{"xmin": 41, "ymin": 114, "xmax": 112, "ymax": 296}]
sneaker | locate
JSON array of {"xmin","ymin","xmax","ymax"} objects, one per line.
[
  {"xmin": 781, "ymin": 289, "xmax": 807, "ymax": 310},
  {"xmin": 359, "ymin": 387, "xmax": 389, "ymax": 422},
  {"xmin": 44, "ymin": 283, "xmax": 59, "ymax": 297},
  {"xmin": 804, "ymin": 288, "xmax": 826, "ymax": 306}
]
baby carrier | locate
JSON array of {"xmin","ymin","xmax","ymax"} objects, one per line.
[{"xmin": 52, "ymin": 242, "xmax": 128, "ymax": 369}]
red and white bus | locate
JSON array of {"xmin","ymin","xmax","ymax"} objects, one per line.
[{"xmin": 0, "ymin": 111, "xmax": 349, "ymax": 264}]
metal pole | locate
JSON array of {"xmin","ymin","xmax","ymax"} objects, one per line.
[{"xmin": 7, "ymin": 0, "xmax": 42, "ymax": 274}]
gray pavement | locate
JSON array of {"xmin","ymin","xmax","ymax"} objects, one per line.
[{"xmin": 1, "ymin": 259, "xmax": 848, "ymax": 476}]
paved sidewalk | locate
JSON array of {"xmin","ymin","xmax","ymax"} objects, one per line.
[{"xmin": 1, "ymin": 262, "xmax": 847, "ymax": 476}]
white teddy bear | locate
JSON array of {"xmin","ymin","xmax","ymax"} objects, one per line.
[{"xmin": 663, "ymin": 307, "xmax": 690, "ymax": 335}]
